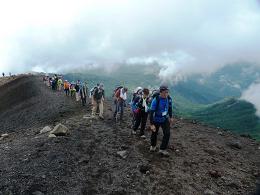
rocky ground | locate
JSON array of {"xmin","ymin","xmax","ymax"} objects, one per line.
[{"xmin": 0, "ymin": 76, "xmax": 260, "ymax": 195}]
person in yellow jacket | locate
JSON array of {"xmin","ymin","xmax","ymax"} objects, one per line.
[{"xmin": 57, "ymin": 78, "xmax": 63, "ymax": 91}]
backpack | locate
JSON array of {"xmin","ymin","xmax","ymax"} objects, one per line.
[
  {"xmin": 93, "ymin": 88, "xmax": 104, "ymax": 100},
  {"xmin": 90, "ymin": 87, "xmax": 97, "ymax": 96},
  {"xmin": 114, "ymin": 86, "xmax": 123, "ymax": 98}
]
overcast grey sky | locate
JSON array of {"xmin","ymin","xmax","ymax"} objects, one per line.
[{"xmin": 0, "ymin": 0, "xmax": 260, "ymax": 76}]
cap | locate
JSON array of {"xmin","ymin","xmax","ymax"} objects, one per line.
[{"xmin": 159, "ymin": 85, "xmax": 169, "ymax": 92}]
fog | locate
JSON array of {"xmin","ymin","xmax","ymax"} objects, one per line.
[
  {"xmin": 0, "ymin": 0, "xmax": 260, "ymax": 77},
  {"xmin": 241, "ymin": 82, "xmax": 260, "ymax": 117}
]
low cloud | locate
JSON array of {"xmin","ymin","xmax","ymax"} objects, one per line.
[
  {"xmin": 0, "ymin": 0, "xmax": 260, "ymax": 78},
  {"xmin": 241, "ymin": 82, "xmax": 260, "ymax": 117}
]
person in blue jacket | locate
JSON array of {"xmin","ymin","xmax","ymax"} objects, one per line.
[{"xmin": 149, "ymin": 85, "xmax": 173, "ymax": 156}]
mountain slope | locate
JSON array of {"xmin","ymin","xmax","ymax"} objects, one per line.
[
  {"xmin": 192, "ymin": 98, "xmax": 260, "ymax": 140},
  {"xmin": 62, "ymin": 63, "xmax": 260, "ymax": 140},
  {"xmin": 172, "ymin": 63, "xmax": 260, "ymax": 104},
  {"xmin": 0, "ymin": 75, "xmax": 81, "ymax": 133},
  {"xmin": 0, "ymin": 76, "xmax": 259, "ymax": 195}
]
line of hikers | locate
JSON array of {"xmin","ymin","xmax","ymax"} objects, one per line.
[
  {"xmin": 43, "ymin": 74, "xmax": 89, "ymax": 106},
  {"xmin": 43, "ymin": 75, "xmax": 173, "ymax": 156},
  {"xmin": 2, "ymin": 72, "xmax": 14, "ymax": 77},
  {"xmin": 43, "ymin": 75, "xmax": 105, "ymax": 119}
]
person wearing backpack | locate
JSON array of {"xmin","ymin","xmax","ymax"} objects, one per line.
[
  {"xmin": 80, "ymin": 81, "xmax": 88, "ymax": 106},
  {"xmin": 130, "ymin": 87, "xmax": 143, "ymax": 128},
  {"xmin": 51, "ymin": 77, "xmax": 56, "ymax": 90},
  {"xmin": 57, "ymin": 77, "xmax": 63, "ymax": 91},
  {"xmin": 64, "ymin": 80, "xmax": 70, "ymax": 96},
  {"xmin": 90, "ymin": 83, "xmax": 100, "ymax": 105},
  {"xmin": 132, "ymin": 88, "xmax": 150, "ymax": 138},
  {"xmin": 75, "ymin": 80, "xmax": 81, "ymax": 101},
  {"xmin": 114, "ymin": 87, "xmax": 128, "ymax": 122},
  {"xmin": 149, "ymin": 85, "xmax": 173, "ymax": 156},
  {"xmin": 54, "ymin": 74, "xmax": 59, "ymax": 90},
  {"xmin": 92, "ymin": 83, "xmax": 105, "ymax": 119}
]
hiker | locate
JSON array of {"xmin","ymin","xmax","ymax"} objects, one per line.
[
  {"xmin": 64, "ymin": 80, "xmax": 70, "ymax": 96},
  {"xmin": 2, "ymin": 72, "xmax": 4, "ymax": 77},
  {"xmin": 54, "ymin": 74, "xmax": 58, "ymax": 90},
  {"xmin": 149, "ymin": 85, "xmax": 173, "ymax": 156},
  {"xmin": 91, "ymin": 83, "xmax": 105, "ymax": 119},
  {"xmin": 132, "ymin": 88, "xmax": 150, "ymax": 138},
  {"xmin": 57, "ymin": 77, "xmax": 63, "ymax": 91},
  {"xmin": 75, "ymin": 80, "xmax": 81, "ymax": 101},
  {"xmin": 90, "ymin": 83, "xmax": 100, "ymax": 105},
  {"xmin": 80, "ymin": 82, "xmax": 88, "ymax": 106},
  {"xmin": 131, "ymin": 87, "xmax": 143, "ymax": 127},
  {"xmin": 114, "ymin": 87, "xmax": 128, "ymax": 122},
  {"xmin": 48, "ymin": 77, "xmax": 52, "ymax": 87},
  {"xmin": 44, "ymin": 76, "xmax": 49, "ymax": 86},
  {"xmin": 51, "ymin": 77, "xmax": 56, "ymax": 90},
  {"xmin": 70, "ymin": 83, "xmax": 76, "ymax": 98}
]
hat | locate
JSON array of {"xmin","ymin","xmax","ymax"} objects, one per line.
[
  {"xmin": 135, "ymin": 86, "xmax": 143, "ymax": 94},
  {"xmin": 159, "ymin": 85, "xmax": 169, "ymax": 92}
]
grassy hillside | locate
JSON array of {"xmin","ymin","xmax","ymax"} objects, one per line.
[
  {"xmin": 62, "ymin": 63, "xmax": 260, "ymax": 141},
  {"xmin": 191, "ymin": 98, "xmax": 260, "ymax": 140}
]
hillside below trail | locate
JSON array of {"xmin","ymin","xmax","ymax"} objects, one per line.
[{"xmin": 0, "ymin": 75, "xmax": 259, "ymax": 195}]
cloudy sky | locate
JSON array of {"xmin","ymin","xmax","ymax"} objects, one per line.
[{"xmin": 0, "ymin": 0, "xmax": 260, "ymax": 77}]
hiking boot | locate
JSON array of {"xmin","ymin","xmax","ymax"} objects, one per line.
[
  {"xmin": 140, "ymin": 135, "xmax": 146, "ymax": 139},
  {"xmin": 159, "ymin": 149, "xmax": 170, "ymax": 157},
  {"xmin": 150, "ymin": 146, "xmax": 157, "ymax": 152},
  {"xmin": 132, "ymin": 130, "xmax": 137, "ymax": 135}
]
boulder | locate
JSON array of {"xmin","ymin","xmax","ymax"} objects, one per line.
[
  {"xmin": 227, "ymin": 140, "xmax": 242, "ymax": 149},
  {"xmin": 49, "ymin": 123, "xmax": 69, "ymax": 136},
  {"xmin": 48, "ymin": 134, "xmax": 56, "ymax": 138},
  {"xmin": 40, "ymin": 126, "xmax": 52, "ymax": 134},
  {"xmin": 32, "ymin": 191, "xmax": 45, "ymax": 195},
  {"xmin": 1, "ymin": 133, "xmax": 9, "ymax": 138},
  {"xmin": 217, "ymin": 131, "xmax": 224, "ymax": 136},
  {"xmin": 116, "ymin": 150, "xmax": 127, "ymax": 159},
  {"xmin": 209, "ymin": 170, "xmax": 222, "ymax": 178},
  {"xmin": 0, "ymin": 133, "xmax": 9, "ymax": 141},
  {"xmin": 204, "ymin": 189, "xmax": 215, "ymax": 195}
]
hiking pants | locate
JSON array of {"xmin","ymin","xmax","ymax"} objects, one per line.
[
  {"xmin": 65, "ymin": 89, "xmax": 69, "ymax": 96},
  {"xmin": 151, "ymin": 119, "xmax": 170, "ymax": 150},
  {"xmin": 76, "ymin": 91, "xmax": 80, "ymax": 101},
  {"xmin": 133, "ymin": 111, "xmax": 148, "ymax": 135},
  {"xmin": 81, "ymin": 96, "xmax": 86, "ymax": 106},
  {"xmin": 114, "ymin": 100, "xmax": 124, "ymax": 120},
  {"xmin": 92, "ymin": 99, "xmax": 104, "ymax": 117}
]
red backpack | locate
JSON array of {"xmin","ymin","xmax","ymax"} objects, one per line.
[
  {"xmin": 114, "ymin": 86, "xmax": 123, "ymax": 98},
  {"xmin": 115, "ymin": 88, "xmax": 121, "ymax": 98}
]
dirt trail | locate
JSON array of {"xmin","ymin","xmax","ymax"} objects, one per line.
[{"xmin": 0, "ymin": 76, "xmax": 259, "ymax": 195}]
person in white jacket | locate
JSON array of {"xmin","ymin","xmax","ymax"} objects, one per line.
[{"xmin": 114, "ymin": 87, "xmax": 128, "ymax": 122}]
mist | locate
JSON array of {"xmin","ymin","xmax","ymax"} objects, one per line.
[
  {"xmin": 241, "ymin": 82, "xmax": 260, "ymax": 117},
  {"xmin": 0, "ymin": 0, "xmax": 260, "ymax": 78}
]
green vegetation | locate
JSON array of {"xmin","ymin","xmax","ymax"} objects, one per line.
[
  {"xmin": 63, "ymin": 63, "xmax": 260, "ymax": 141},
  {"xmin": 191, "ymin": 98, "xmax": 260, "ymax": 140}
]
